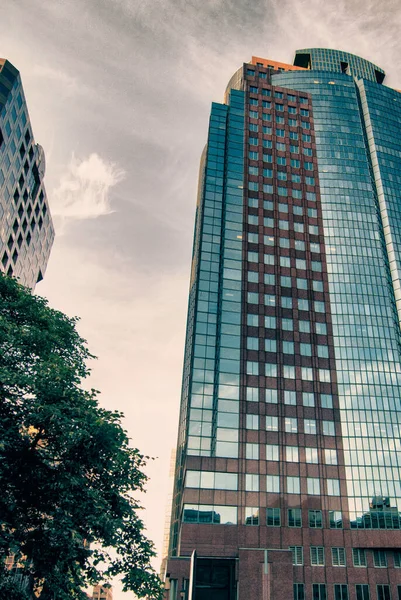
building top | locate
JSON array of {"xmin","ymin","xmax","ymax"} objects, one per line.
[
  {"xmin": 294, "ymin": 47, "xmax": 385, "ymax": 83},
  {"xmin": 251, "ymin": 56, "xmax": 306, "ymax": 72}
]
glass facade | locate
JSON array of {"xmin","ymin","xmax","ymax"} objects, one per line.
[
  {"xmin": 166, "ymin": 48, "xmax": 401, "ymax": 600},
  {"xmin": 0, "ymin": 59, "xmax": 54, "ymax": 289}
]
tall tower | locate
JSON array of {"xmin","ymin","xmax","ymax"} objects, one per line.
[
  {"xmin": 0, "ymin": 59, "xmax": 54, "ymax": 288},
  {"xmin": 164, "ymin": 49, "xmax": 401, "ymax": 600}
]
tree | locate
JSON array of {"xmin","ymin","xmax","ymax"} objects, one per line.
[{"xmin": 0, "ymin": 273, "xmax": 163, "ymax": 599}]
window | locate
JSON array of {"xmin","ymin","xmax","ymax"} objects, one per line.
[
  {"xmin": 306, "ymin": 176, "xmax": 315, "ymax": 185},
  {"xmin": 286, "ymin": 446, "xmax": 299, "ymax": 462},
  {"xmin": 266, "ymin": 444, "xmax": 279, "ymax": 461},
  {"xmin": 313, "ymin": 584, "xmax": 327, "ymax": 600},
  {"xmin": 246, "ymin": 387, "xmax": 258, "ymax": 402},
  {"xmin": 247, "ymin": 337, "xmax": 259, "ymax": 350},
  {"xmin": 248, "ymin": 215, "xmax": 258, "ymax": 226},
  {"xmin": 247, "ymin": 292, "xmax": 259, "ymax": 304},
  {"xmin": 266, "ymin": 507, "xmax": 281, "ymax": 527},
  {"xmin": 264, "ymin": 234, "xmax": 274, "ymax": 246},
  {"xmin": 287, "ymin": 476, "xmax": 300, "ymax": 494},
  {"xmin": 373, "ymin": 550, "xmax": 387, "ymax": 568},
  {"xmin": 355, "ymin": 585, "xmax": 370, "ymax": 600},
  {"xmin": 248, "ymin": 314, "xmax": 259, "ymax": 326},
  {"xmin": 327, "ymin": 479, "xmax": 340, "ymax": 496},
  {"xmin": 291, "ymin": 159, "xmax": 300, "ymax": 168},
  {"xmin": 282, "ymin": 318, "xmax": 293, "ymax": 331},
  {"xmin": 290, "ymin": 144, "xmax": 299, "ymax": 153},
  {"xmin": 278, "ymin": 201, "xmax": 288, "ymax": 212},
  {"xmin": 249, "ymin": 165, "xmax": 259, "ymax": 175},
  {"xmin": 298, "ymin": 299, "xmax": 309, "ymax": 312},
  {"xmin": 334, "ymin": 585, "xmax": 348, "ymax": 600},
  {"xmin": 300, "ymin": 342, "xmax": 312, "ymax": 355},
  {"xmin": 245, "ymin": 474, "xmax": 259, "ymax": 492},
  {"xmin": 249, "ymin": 110, "xmax": 258, "ymax": 119},
  {"xmin": 248, "ymin": 251, "xmax": 258, "ymax": 263},
  {"xmin": 264, "ymin": 294, "xmax": 276, "ymax": 306},
  {"xmin": 246, "ymin": 361, "xmax": 259, "ymax": 375},
  {"xmin": 296, "ymin": 258, "xmax": 306, "ymax": 270},
  {"xmin": 284, "ymin": 367, "xmax": 296, "ymax": 381},
  {"xmin": 264, "ymin": 274, "xmax": 275, "ymax": 286},
  {"xmin": 265, "ymin": 388, "xmax": 278, "ymax": 403},
  {"xmin": 294, "ymin": 222, "xmax": 304, "ymax": 232},
  {"xmin": 281, "ymin": 276, "xmax": 291, "ymax": 287},
  {"xmin": 265, "ymin": 363, "xmax": 277, "ymax": 377},
  {"xmin": 305, "ymin": 448, "xmax": 318, "ymax": 463},
  {"xmin": 325, "ymin": 449, "xmax": 337, "ymax": 465},
  {"xmin": 377, "ymin": 586, "xmax": 391, "ymax": 600},
  {"xmin": 394, "ymin": 550, "xmax": 401, "ymax": 567},
  {"xmin": 276, "ymin": 128, "xmax": 285, "ymax": 137},
  {"xmin": 283, "ymin": 341, "xmax": 295, "ymax": 354},
  {"xmin": 246, "ymin": 443, "xmax": 259, "ymax": 459},
  {"xmin": 332, "ymin": 547, "xmax": 346, "ymax": 566},
  {"xmin": 301, "ymin": 367, "xmax": 313, "ymax": 381},
  {"xmin": 304, "ymin": 419, "xmax": 317, "ymax": 434},
  {"xmin": 246, "ymin": 414, "xmax": 259, "ymax": 430},
  {"xmin": 265, "ymin": 339, "xmax": 277, "ymax": 352},
  {"xmin": 288, "ymin": 508, "xmax": 302, "ymax": 527},
  {"xmin": 303, "ymin": 392, "xmax": 314, "ymax": 407},
  {"xmin": 304, "ymin": 161, "xmax": 313, "ymax": 170},
  {"xmin": 323, "ymin": 421, "xmax": 335, "ymax": 436},
  {"xmin": 244, "ymin": 507, "xmax": 259, "ymax": 525},
  {"xmin": 307, "ymin": 477, "xmax": 320, "ymax": 495},
  {"xmin": 266, "ymin": 475, "xmax": 280, "ymax": 492},
  {"xmin": 263, "ymin": 168, "xmax": 273, "ymax": 178},
  {"xmin": 284, "ymin": 391, "xmax": 296, "ymax": 405},
  {"xmin": 309, "ymin": 510, "xmax": 323, "ymax": 528},
  {"xmin": 294, "ymin": 584, "xmax": 305, "ymax": 600},
  {"xmin": 290, "ymin": 546, "xmax": 303, "ymax": 565},
  {"xmin": 317, "ymin": 345, "xmax": 329, "ymax": 358},
  {"xmin": 248, "ymin": 232, "xmax": 258, "ymax": 244},
  {"xmin": 316, "ymin": 322, "xmax": 327, "ymax": 335},
  {"xmin": 266, "ymin": 416, "xmax": 278, "ymax": 431},
  {"xmin": 311, "ymin": 546, "xmax": 325, "ymax": 566},
  {"xmin": 280, "ymin": 256, "xmax": 290, "ymax": 267},
  {"xmin": 285, "ymin": 417, "xmax": 297, "ymax": 433},
  {"xmin": 249, "ymin": 123, "xmax": 258, "ymax": 132},
  {"xmin": 183, "ymin": 504, "xmax": 237, "ymax": 524},
  {"xmin": 353, "ymin": 548, "xmax": 367, "ymax": 567},
  {"xmin": 293, "ymin": 205, "xmax": 303, "ymax": 216},
  {"xmin": 321, "ymin": 394, "xmax": 333, "ymax": 408},
  {"xmin": 292, "ymin": 174, "xmax": 301, "ymax": 183},
  {"xmin": 288, "ymin": 106, "xmax": 296, "ymax": 114},
  {"xmin": 277, "ymin": 143, "xmax": 286, "ymax": 152},
  {"xmin": 289, "ymin": 131, "xmax": 298, "ymax": 140},
  {"xmin": 264, "ymin": 316, "xmax": 276, "ymax": 331},
  {"xmin": 329, "ymin": 511, "xmax": 343, "ymax": 529},
  {"xmin": 296, "ymin": 274, "xmax": 307, "ymax": 286},
  {"xmin": 263, "ymin": 184, "xmax": 273, "ymax": 195}
]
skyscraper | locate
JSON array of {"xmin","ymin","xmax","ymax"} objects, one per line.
[
  {"xmin": 164, "ymin": 49, "xmax": 401, "ymax": 600},
  {"xmin": 0, "ymin": 58, "xmax": 54, "ymax": 288}
]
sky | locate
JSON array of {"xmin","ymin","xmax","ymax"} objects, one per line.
[{"xmin": 2, "ymin": 0, "xmax": 401, "ymax": 597}]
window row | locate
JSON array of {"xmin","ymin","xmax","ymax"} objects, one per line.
[
  {"xmin": 247, "ymin": 475, "xmax": 341, "ymax": 495},
  {"xmin": 247, "ymin": 444, "xmax": 337, "ymax": 465},
  {"xmin": 264, "ymin": 507, "xmax": 342, "ymax": 528},
  {"xmin": 289, "ymin": 547, "xmax": 399, "ymax": 569},
  {"xmin": 247, "ymin": 273, "xmax": 324, "ymax": 293},
  {"xmin": 248, "ymin": 314, "xmax": 327, "ymax": 332},
  {"xmin": 257, "ymin": 415, "xmax": 335, "ymax": 436},
  {"xmin": 294, "ymin": 583, "xmax": 399, "ymax": 600},
  {"xmin": 246, "ymin": 362, "xmax": 332, "ymax": 383},
  {"xmin": 248, "ymin": 152, "xmax": 314, "ymax": 169},
  {"xmin": 247, "ymin": 217, "xmax": 319, "ymax": 233},
  {"xmin": 247, "ymin": 388, "xmax": 333, "ymax": 408}
]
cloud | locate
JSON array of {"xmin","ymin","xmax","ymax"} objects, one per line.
[
  {"xmin": 32, "ymin": 64, "xmax": 80, "ymax": 96},
  {"xmin": 51, "ymin": 153, "xmax": 125, "ymax": 230}
]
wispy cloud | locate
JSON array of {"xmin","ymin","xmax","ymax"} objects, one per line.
[
  {"xmin": 32, "ymin": 64, "xmax": 80, "ymax": 96},
  {"xmin": 51, "ymin": 153, "xmax": 125, "ymax": 231}
]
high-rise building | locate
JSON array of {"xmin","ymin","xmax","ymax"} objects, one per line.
[
  {"xmin": 164, "ymin": 49, "xmax": 401, "ymax": 600},
  {"xmin": 0, "ymin": 58, "xmax": 54, "ymax": 288}
]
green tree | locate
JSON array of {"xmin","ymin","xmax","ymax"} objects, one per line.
[{"xmin": 0, "ymin": 274, "xmax": 162, "ymax": 599}]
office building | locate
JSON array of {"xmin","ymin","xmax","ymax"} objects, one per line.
[
  {"xmin": 164, "ymin": 49, "xmax": 401, "ymax": 600},
  {"xmin": 0, "ymin": 58, "xmax": 54, "ymax": 288}
]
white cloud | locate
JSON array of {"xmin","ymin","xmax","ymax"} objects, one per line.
[
  {"xmin": 51, "ymin": 153, "xmax": 125, "ymax": 228},
  {"xmin": 32, "ymin": 64, "xmax": 80, "ymax": 96}
]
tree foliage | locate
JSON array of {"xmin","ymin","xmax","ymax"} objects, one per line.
[{"xmin": 0, "ymin": 274, "xmax": 162, "ymax": 599}]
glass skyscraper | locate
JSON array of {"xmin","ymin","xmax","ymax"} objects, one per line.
[
  {"xmin": 0, "ymin": 58, "xmax": 54, "ymax": 289},
  {"xmin": 164, "ymin": 49, "xmax": 401, "ymax": 600}
]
